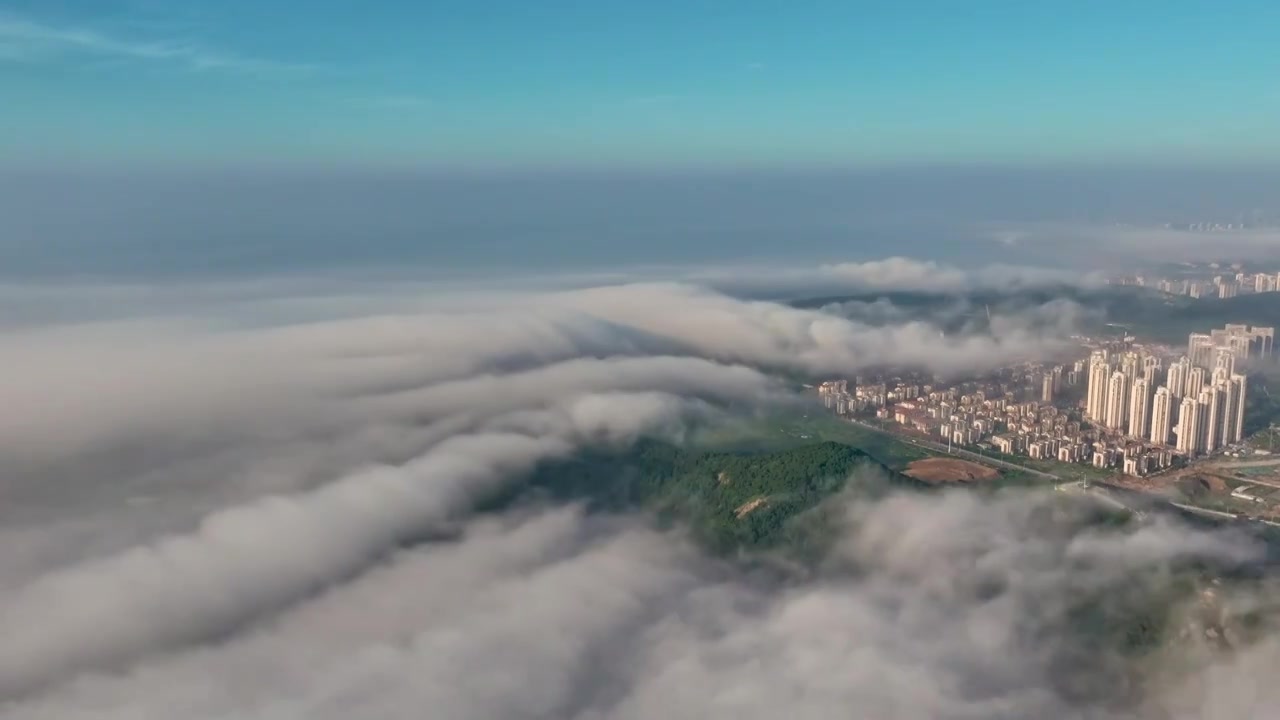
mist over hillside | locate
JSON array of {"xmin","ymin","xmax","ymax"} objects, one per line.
[{"xmin": 2, "ymin": 260, "xmax": 1280, "ymax": 719}]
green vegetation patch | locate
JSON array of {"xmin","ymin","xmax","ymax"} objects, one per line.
[
  {"xmin": 1243, "ymin": 366, "xmax": 1280, "ymax": 438},
  {"xmin": 515, "ymin": 439, "xmax": 922, "ymax": 554},
  {"xmin": 694, "ymin": 412, "xmax": 932, "ymax": 470}
]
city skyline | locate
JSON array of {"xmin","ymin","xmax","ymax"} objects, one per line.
[
  {"xmin": 1082, "ymin": 325, "xmax": 1264, "ymax": 459},
  {"xmin": 820, "ymin": 321, "xmax": 1273, "ymax": 481}
]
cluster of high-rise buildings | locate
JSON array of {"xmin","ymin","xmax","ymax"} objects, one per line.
[
  {"xmin": 1114, "ymin": 269, "xmax": 1280, "ymax": 299},
  {"xmin": 817, "ymin": 378, "xmax": 921, "ymax": 415},
  {"xmin": 816, "ymin": 322, "xmax": 1271, "ymax": 477},
  {"xmin": 820, "ymin": 363, "xmax": 1173, "ymax": 474},
  {"xmin": 1084, "ymin": 328, "xmax": 1261, "ymax": 457},
  {"xmin": 1189, "ymin": 324, "xmax": 1274, "ymax": 364}
]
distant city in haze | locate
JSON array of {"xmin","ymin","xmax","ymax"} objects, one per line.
[{"xmin": 1112, "ymin": 262, "xmax": 1280, "ymax": 299}]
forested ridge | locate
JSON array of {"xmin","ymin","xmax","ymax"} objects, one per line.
[
  {"xmin": 491, "ymin": 438, "xmax": 1277, "ymax": 671},
  {"xmin": 511, "ymin": 440, "xmax": 922, "ymax": 552}
]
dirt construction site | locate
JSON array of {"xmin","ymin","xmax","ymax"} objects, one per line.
[
  {"xmin": 903, "ymin": 457, "xmax": 1001, "ymax": 484},
  {"xmin": 1109, "ymin": 456, "xmax": 1280, "ymax": 520}
]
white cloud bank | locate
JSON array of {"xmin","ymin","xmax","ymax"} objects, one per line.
[
  {"xmin": 4, "ymin": 487, "xmax": 1276, "ymax": 720},
  {"xmin": 1, "ymin": 258, "xmax": 1253, "ymax": 717},
  {"xmin": 689, "ymin": 256, "xmax": 1106, "ymax": 298}
]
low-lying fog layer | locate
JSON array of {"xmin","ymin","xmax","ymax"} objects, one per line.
[{"xmin": 0, "ymin": 259, "xmax": 1274, "ymax": 719}]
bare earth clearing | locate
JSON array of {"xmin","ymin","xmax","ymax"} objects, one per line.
[
  {"xmin": 734, "ymin": 497, "xmax": 768, "ymax": 519},
  {"xmin": 903, "ymin": 458, "xmax": 1000, "ymax": 484}
]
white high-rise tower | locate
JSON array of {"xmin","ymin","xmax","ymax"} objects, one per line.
[
  {"xmin": 1167, "ymin": 358, "xmax": 1189, "ymax": 399},
  {"xmin": 1232, "ymin": 373, "xmax": 1248, "ymax": 444},
  {"xmin": 1128, "ymin": 378, "xmax": 1150, "ymax": 439},
  {"xmin": 1105, "ymin": 371, "xmax": 1129, "ymax": 430},
  {"xmin": 1087, "ymin": 360, "xmax": 1111, "ymax": 422},
  {"xmin": 1176, "ymin": 396, "xmax": 1202, "ymax": 455},
  {"xmin": 1203, "ymin": 385, "xmax": 1225, "ymax": 453},
  {"xmin": 1121, "ymin": 352, "xmax": 1141, "ymax": 383},
  {"xmin": 1214, "ymin": 350, "xmax": 1236, "ymax": 377},
  {"xmin": 1192, "ymin": 389, "xmax": 1223, "ymax": 450},
  {"xmin": 1187, "ymin": 366, "xmax": 1207, "ymax": 398},
  {"xmin": 1150, "ymin": 386, "xmax": 1173, "ymax": 445},
  {"xmin": 1143, "ymin": 365, "xmax": 1159, "ymax": 392},
  {"xmin": 1189, "ymin": 333, "xmax": 1216, "ymax": 369}
]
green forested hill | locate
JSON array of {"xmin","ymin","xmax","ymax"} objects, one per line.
[
  {"xmin": 514, "ymin": 440, "xmax": 921, "ymax": 553},
  {"xmin": 497, "ymin": 436, "xmax": 1278, "ymax": 669}
]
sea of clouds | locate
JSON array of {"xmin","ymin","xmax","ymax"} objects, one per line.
[{"xmin": 0, "ymin": 257, "xmax": 1275, "ymax": 719}]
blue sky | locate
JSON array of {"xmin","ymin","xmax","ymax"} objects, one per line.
[
  {"xmin": 4, "ymin": 0, "xmax": 1280, "ymax": 169},
  {"xmin": 3, "ymin": 1, "xmax": 1280, "ymax": 278}
]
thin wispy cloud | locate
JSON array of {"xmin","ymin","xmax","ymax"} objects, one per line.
[
  {"xmin": 0, "ymin": 13, "xmax": 312, "ymax": 73},
  {"xmin": 352, "ymin": 94, "xmax": 434, "ymax": 110}
]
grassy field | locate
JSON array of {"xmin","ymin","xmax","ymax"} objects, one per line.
[
  {"xmin": 693, "ymin": 412, "xmax": 932, "ymax": 470},
  {"xmin": 693, "ymin": 411, "xmax": 1106, "ymax": 487},
  {"xmin": 984, "ymin": 451, "xmax": 1117, "ymax": 482},
  {"xmin": 1232, "ymin": 466, "xmax": 1280, "ymax": 479},
  {"xmin": 1245, "ymin": 431, "xmax": 1280, "ymax": 453}
]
